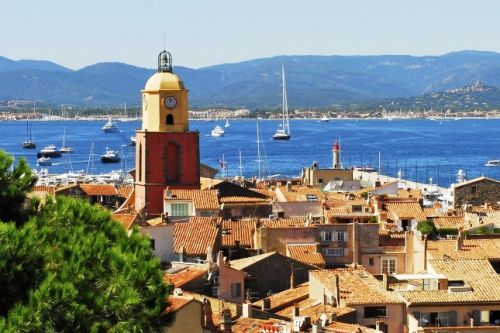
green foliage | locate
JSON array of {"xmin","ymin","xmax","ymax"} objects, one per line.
[
  {"xmin": 416, "ymin": 220, "xmax": 437, "ymax": 235},
  {"xmin": 0, "ymin": 189, "xmax": 168, "ymax": 331},
  {"xmin": 438, "ymin": 228, "xmax": 459, "ymax": 237},
  {"xmin": 370, "ymin": 216, "xmax": 378, "ymax": 223},
  {"xmin": 360, "ymin": 192, "xmax": 368, "ymax": 200},
  {"xmin": 0, "ymin": 151, "xmax": 37, "ymax": 224}
]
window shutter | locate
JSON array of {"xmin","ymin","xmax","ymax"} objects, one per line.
[
  {"xmin": 343, "ymin": 248, "xmax": 348, "ymax": 256},
  {"xmin": 343, "ymin": 232, "xmax": 348, "ymax": 241},
  {"xmin": 448, "ymin": 311, "xmax": 457, "ymax": 326},
  {"xmin": 472, "ymin": 310, "xmax": 480, "ymax": 326},
  {"xmin": 321, "ymin": 231, "xmax": 325, "ymax": 241}
]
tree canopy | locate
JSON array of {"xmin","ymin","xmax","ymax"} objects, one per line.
[{"xmin": 0, "ymin": 151, "xmax": 168, "ymax": 332}]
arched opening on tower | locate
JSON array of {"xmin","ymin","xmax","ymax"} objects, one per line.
[
  {"xmin": 166, "ymin": 114, "xmax": 174, "ymax": 125},
  {"xmin": 138, "ymin": 143, "xmax": 143, "ymax": 182},
  {"xmin": 163, "ymin": 141, "xmax": 181, "ymax": 183}
]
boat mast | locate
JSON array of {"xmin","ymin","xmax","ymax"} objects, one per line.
[
  {"xmin": 238, "ymin": 149, "xmax": 243, "ymax": 179},
  {"xmin": 86, "ymin": 142, "xmax": 95, "ymax": 175},
  {"xmin": 256, "ymin": 120, "xmax": 263, "ymax": 180},
  {"xmin": 62, "ymin": 125, "xmax": 67, "ymax": 147},
  {"xmin": 281, "ymin": 64, "xmax": 290, "ymax": 134}
]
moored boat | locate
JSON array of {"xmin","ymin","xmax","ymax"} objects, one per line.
[
  {"xmin": 211, "ymin": 125, "xmax": 225, "ymax": 137},
  {"xmin": 102, "ymin": 118, "xmax": 119, "ymax": 133},
  {"xmin": 485, "ymin": 159, "xmax": 500, "ymax": 167},
  {"xmin": 100, "ymin": 147, "xmax": 121, "ymax": 163},
  {"xmin": 37, "ymin": 157, "xmax": 52, "ymax": 166},
  {"xmin": 37, "ymin": 144, "xmax": 62, "ymax": 158},
  {"xmin": 272, "ymin": 64, "xmax": 291, "ymax": 140}
]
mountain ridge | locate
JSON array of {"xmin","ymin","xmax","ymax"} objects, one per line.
[{"xmin": 2, "ymin": 50, "xmax": 500, "ymax": 108}]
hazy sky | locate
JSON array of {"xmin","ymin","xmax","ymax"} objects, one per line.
[{"xmin": 2, "ymin": 0, "xmax": 500, "ymax": 70}]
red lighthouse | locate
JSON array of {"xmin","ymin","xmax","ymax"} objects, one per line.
[{"xmin": 135, "ymin": 51, "xmax": 200, "ymax": 215}]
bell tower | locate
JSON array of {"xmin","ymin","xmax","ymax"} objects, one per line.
[{"xmin": 135, "ymin": 50, "xmax": 200, "ymax": 215}]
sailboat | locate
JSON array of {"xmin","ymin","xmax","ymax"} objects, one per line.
[
  {"xmin": 320, "ymin": 113, "xmax": 329, "ymax": 122},
  {"xmin": 59, "ymin": 125, "xmax": 73, "ymax": 153},
  {"xmin": 224, "ymin": 119, "xmax": 230, "ymax": 128},
  {"xmin": 272, "ymin": 64, "xmax": 291, "ymax": 140},
  {"xmin": 22, "ymin": 120, "xmax": 36, "ymax": 149}
]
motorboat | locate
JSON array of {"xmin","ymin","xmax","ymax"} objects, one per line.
[
  {"xmin": 211, "ymin": 125, "xmax": 225, "ymax": 137},
  {"xmin": 272, "ymin": 64, "xmax": 291, "ymax": 140},
  {"xmin": 37, "ymin": 144, "xmax": 62, "ymax": 158},
  {"xmin": 102, "ymin": 118, "xmax": 119, "ymax": 133},
  {"xmin": 320, "ymin": 114, "xmax": 329, "ymax": 122},
  {"xmin": 37, "ymin": 157, "xmax": 52, "ymax": 166},
  {"xmin": 100, "ymin": 147, "xmax": 121, "ymax": 163},
  {"xmin": 130, "ymin": 135, "xmax": 136, "ymax": 146},
  {"xmin": 485, "ymin": 159, "xmax": 500, "ymax": 167}
]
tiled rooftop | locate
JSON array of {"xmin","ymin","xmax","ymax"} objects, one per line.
[
  {"xmin": 427, "ymin": 238, "xmax": 500, "ymax": 260},
  {"xmin": 166, "ymin": 189, "xmax": 220, "ymax": 210},
  {"xmin": 286, "ymin": 244, "xmax": 325, "ymax": 268},
  {"xmin": 164, "ymin": 268, "xmax": 206, "ymax": 288},
  {"xmin": 311, "ymin": 267, "xmax": 403, "ymax": 305},
  {"xmin": 260, "ymin": 218, "xmax": 308, "ymax": 228},
  {"xmin": 252, "ymin": 282, "xmax": 309, "ymax": 311},
  {"xmin": 173, "ymin": 217, "xmax": 222, "ymax": 256},
  {"xmin": 111, "ymin": 213, "xmax": 137, "ymax": 231},
  {"xmin": 275, "ymin": 185, "xmax": 327, "ymax": 202},
  {"xmin": 325, "ymin": 321, "xmax": 378, "ymax": 333},
  {"xmin": 400, "ymin": 259, "xmax": 500, "ymax": 305},
  {"xmin": 80, "ymin": 184, "xmax": 117, "ymax": 196},
  {"xmin": 165, "ymin": 295, "xmax": 194, "ymax": 313},
  {"xmin": 386, "ymin": 202, "xmax": 426, "ymax": 221},
  {"xmin": 433, "ymin": 216, "xmax": 465, "ymax": 229},
  {"xmin": 276, "ymin": 298, "xmax": 355, "ymax": 322},
  {"xmin": 221, "ymin": 219, "xmax": 256, "ymax": 248}
]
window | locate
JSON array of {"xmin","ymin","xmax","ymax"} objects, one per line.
[
  {"xmin": 306, "ymin": 194, "xmax": 318, "ymax": 201},
  {"xmin": 171, "ymin": 203, "xmax": 190, "ymax": 216},
  {"xmin": 166, "ymin": 114, "xmax": 174, "ymax": 125},
  {"xmin": 336, "ymin": 231, "xmax": 347, "ymax": 242},
  {"xmin": 416, "ymin": 311, "xmax": 455, "ymax": 327},
  {"xmin": 471, "ymin": 186, "xmax": 477, "ymax": 195},
  {"xmin": 150, "ymin": 238, "xmax": 156, "ymax": 250},
  {"xmin": 369, "ymin": 257, "xmax": 374, "ymax": 266},
  {"xmin": 231, "ymin": 283, "xmax": 242, "ymax": 298},
  {"xmin": 352, "ymin": 205, "xmax": 362, "ymax": 213},
  {"xmin": 324, "ymin": 247, "xmax": 345, "ymax": 257},
  {"xmin": 381, "ymin": 258, "xmax": 396, "ymax": 274},
  {"xmin": 364, "ymin": 306, "xmax": 386, "ymax": 318},
  {"xmin": 321, "ymin": 231, "xmax": 333, "ymax": 241},
  {"xmin": 318, "ymin": 178, "xmax": 323, "ymax": 184}
]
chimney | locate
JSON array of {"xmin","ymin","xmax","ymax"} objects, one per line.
[
  {"xmin": 179, "ymin": 246, "xmax": 186, "ymax": 262},
  {"xmin": 261, "ymin": 298, "xmax": 271, "ymax": 311},
  {"xmin": 456, "ymin": 230, "xmax": 464, "ymax": 251},
  {"xmin": 292, "ymin": 304, "xmax": 300, "ymax": 318},
  {"xmin": 219, "ymin": 308, "xmax": 232, "ymax": 332},
  {"xmin": 242, "ymin": 302, "xmax": 253, "ymax": 318},
  {"xmin": 290, "ymin": 266, "xmax": 296, "ymax": 290},
  {"xmin": 286, "ymin": 181, "xmax": 292, "ymax": 192},
  {"xmin": 333, "ymin": 274, "xmax": 340, "ymax": 306},
  {"xmin": 382, "ymin": 273, "xmax": 389, "ymax": 291}
]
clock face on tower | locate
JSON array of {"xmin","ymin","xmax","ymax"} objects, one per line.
[{"xmin": 164, "ymin": 96, "xmax": 177, "ymax": 109}]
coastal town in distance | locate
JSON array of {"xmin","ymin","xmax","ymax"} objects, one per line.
[{"xmin": 1, "ymin": 1, "xmax": 500, "ymax": 333}]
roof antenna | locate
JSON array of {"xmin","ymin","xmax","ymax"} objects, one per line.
[{"xmin": 163, "ymin": 32, "xmax": 166, "ymax": 51}]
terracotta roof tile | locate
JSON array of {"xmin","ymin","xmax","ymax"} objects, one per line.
[
  {"xmin": 165, "ymin": 295, "xmax": 194, "ymax": 313},
  {"xmin": 232, "ymin": 317, "xmax": 286, "ymax": 333},
  {"xmin": 80, "ymin": 184, "xmax": 117, "ymax": 196},
  {"xmin": 252, "ymin": 283, "xmax": 309, "ymax": 311},
  {"xmin": 220, "ymin": 196, "xmax": 269, "ymax": 204},
  {"xmin": 164, "ymin": 268, "xmax": 206, "ymax": 288},
  {"xmin": 276, "ymin": 185, "xmax": 326, "ymax": 202},
  {"xmin": 186, "ymin": 291, "xmax": 239, "ymax": 326},
  {"xmin": 116, "ymin": 185, "xmax": 133, "ymax": 198},
  {"xmin": 433, "ymin": 216, "xmax": 465, "ymax": 229},
  {"xmin": 112, "ymin": 213, "xmax": 137, "ymax": 230},
  {"xmin": 397, "ymin": 189, "xmax": 422, "ymax": 199},
  {"xmin": 400, "ymin": 259, "xmax": 500, "ymax": 305},
  {"xmin": 386, "ymin": 202, "xmax": 426, "ymax": 221},
  {"xmin": 325, "ymin": 321, "xmax": 378, "ymax": 333},
  {"xmin": 427, "ymin": 238, "xmax": 500, "ymax": 260},
  {"xmin": 311, "ymin": 267, "xmax": 403, "ymax": 305},
  {"xmin": 166, "ymin": 189, "xmax": 220, "ymax": 210},
  {"xmin": 221, "ymin": 219, "xmax": 256, "ymax": 248},
  {"xmin": 276, "ymin": 299, "xmax": 355, "ymax": 323},
  {"xmin": 30, "ymin": 185, "xmax": 56, "ymax": 195},
  {"xmin": 173, "ymin": 217, "xmax": 222, "ymax": 256},
  {"xmin": 260, "ymin": 218, "xmax": 307, "ymax": 228},
  {"xmin": 286, "ymin": 244, "xmax": 325, "ymax": 268}
]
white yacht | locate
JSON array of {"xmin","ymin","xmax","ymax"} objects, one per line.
[
  {"xmin": 485, "ymin": 159, "xmax": 500, "ymax": 167},
  {"xmin": 37, "ymin": 157, "xmax": 52, "ymax": 166},
  {"xmin": 102, "ymin": 118, "xmax": 119, "ymax": 133},
  {"xmin": 211, "ymin": 125, "xmax": 225, "ymax": 137},
  {"xmin": 320, "ymin": 114, "xmax": 329, "ymax": 122},
  {"xmin": 38, "ymin": 144, "xmax": 62, "ymax": 158},
  {"xmin": 272, "ymin": 64, "xmax": 291, "ymax": 140}
]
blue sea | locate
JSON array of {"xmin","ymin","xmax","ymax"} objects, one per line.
[{"xmin": 0, "ymin": 118, "xmax": 499, "ymax": 188}]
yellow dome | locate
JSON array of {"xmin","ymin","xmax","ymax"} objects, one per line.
[{"xmin": 144, "ymin": 72, "xmax": 185, "ymax": 91}]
